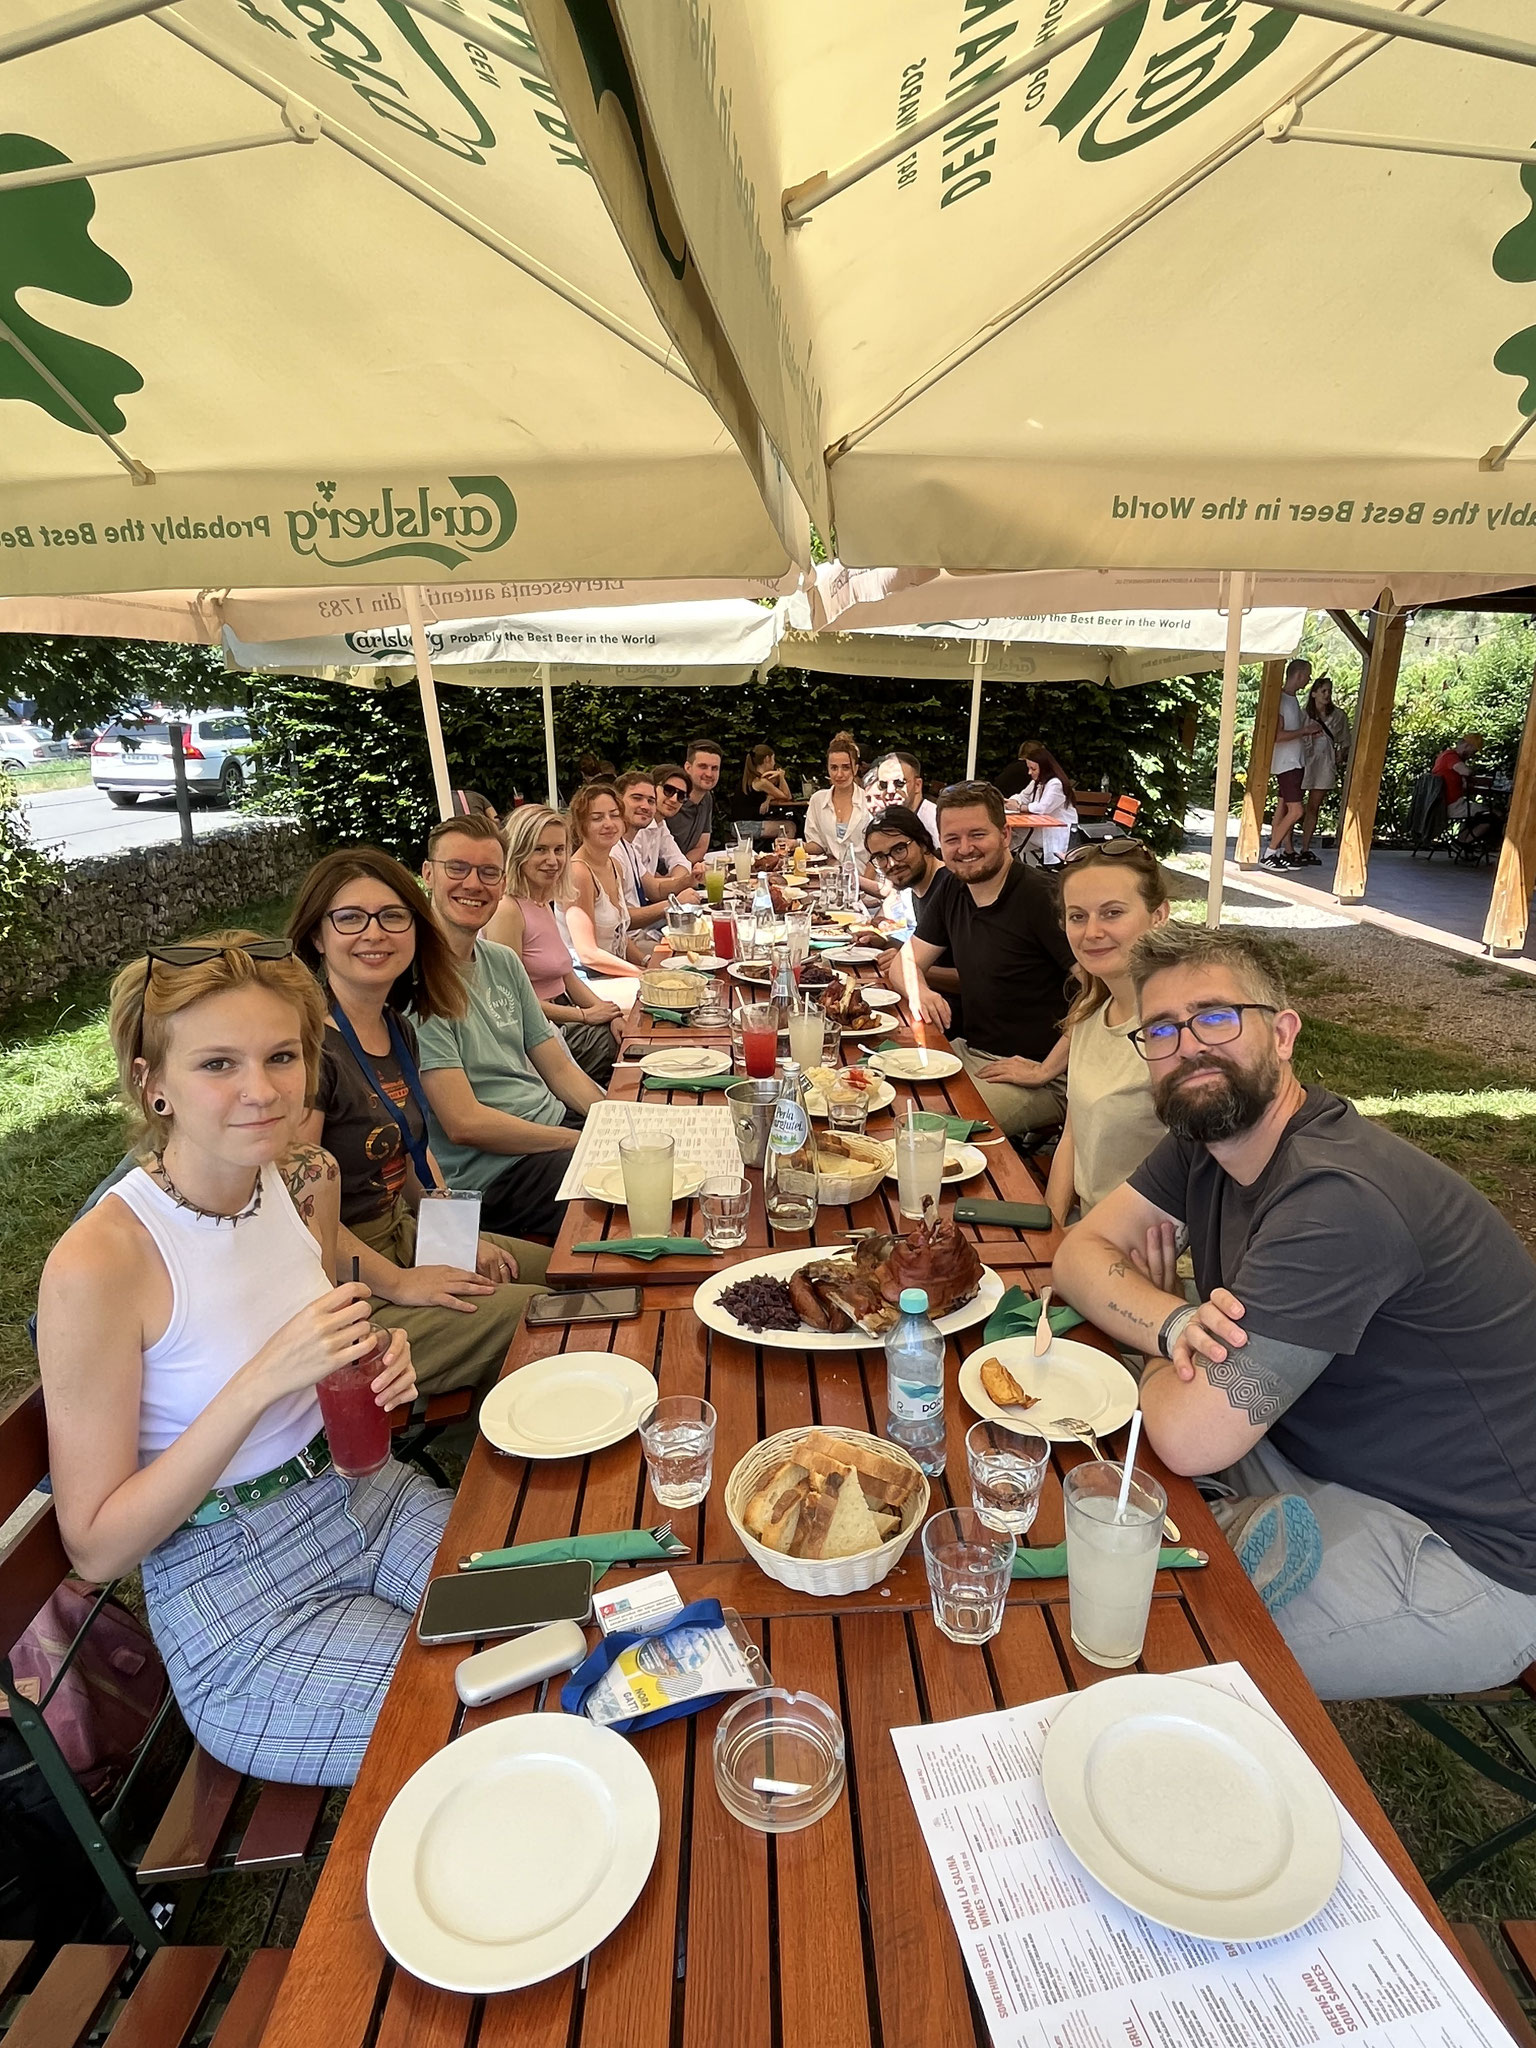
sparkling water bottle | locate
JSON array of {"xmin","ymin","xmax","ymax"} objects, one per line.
[
  {"xmin": 752, "ymin": 871, "xmax": 774, "ymax": 922},
  {"xmin": 763, "ymin": 1060, "xmax": 819, "ymax": 1232},
  {"xmin": 884, "ymin": 1287, "xmax": 946, "ymax": 1474}
]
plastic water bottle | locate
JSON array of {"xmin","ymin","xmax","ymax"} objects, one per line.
[{"xmin": 885, "ymin": 1287, "xmax": 946, "ymax": 1474}]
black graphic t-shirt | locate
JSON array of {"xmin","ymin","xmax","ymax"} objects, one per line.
[{"xmin": 315, "ymin": 1012, "xmax": 426, "ymax": 1227}]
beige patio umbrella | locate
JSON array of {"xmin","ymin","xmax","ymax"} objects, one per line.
[
  {"xmin": 520, "ymin": 0, "xmax": 1536, "ymax": 579},
  {"xmin": 0, "ymin": 0, "xmax": 805, "ymax": 600}
]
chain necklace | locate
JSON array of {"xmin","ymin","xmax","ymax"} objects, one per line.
[{"xmin": 150, "ymin": 1155, "xmax": 263, "ymax": 1226}]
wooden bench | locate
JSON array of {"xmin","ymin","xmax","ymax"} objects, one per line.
[
  {"xmin": 0, "ymin": 1389, "xmax": 334, "ymax": 1947},
  {"xmin": 0, "ymin": 1938, "xmax": 289, "ymax": 2047},
  {"xmin": 1451, "ymin": 1922, "xmax": 1536, "ymax": 2045}
]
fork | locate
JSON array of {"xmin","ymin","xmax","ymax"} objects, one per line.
[{"xmin": 1055, "ymin": 1416, "xmax": 1181, "ymax": 1543}]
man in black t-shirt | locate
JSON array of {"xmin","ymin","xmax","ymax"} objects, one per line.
[
  {"xmin": 1053, "ymin": 921, "xmax": 1536, "ymax": 1700},
  {"xmin": 900, "ymin": 781, "xmax": 1073, "ymax": 1135}
]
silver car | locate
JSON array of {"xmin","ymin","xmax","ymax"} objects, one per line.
[
  {"xmin": 90, "ymin": 711, "xmax": 252, "ymax": 808},
  {"xmin": 0, "ymin": 723, "xmax": 70, "ymax": 773}
]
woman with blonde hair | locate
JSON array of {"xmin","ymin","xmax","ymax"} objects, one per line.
[
  {"xmin": 803, "ymin": 730, "xmax": 873, "ymax": 866},
  {"xmin": 485, "ymin": 805, "xmax": 624, "ymax": 1080},
  {"xmin": 287, "ymin": 847, "xmax": 550, "ymax": 1398},
  {"xmin": 1043, "ymin": 843, "xmax": 1171, "ymax": 1225},
  {"xmin": 36, "ymin": 934, "xmax": 442, "ymax": 1786},
  {"xmin": 565, "ymin": 780, "xmax": 647, "ymax": 980}
]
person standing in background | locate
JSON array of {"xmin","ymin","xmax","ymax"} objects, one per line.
[
  {"xmin": 1262, "ymin": 659, "xmax": 1321, "ymax": 868},
  {"xmin": 1294, "ymin": 677, "xmax": 1353, "ymax": 866}
]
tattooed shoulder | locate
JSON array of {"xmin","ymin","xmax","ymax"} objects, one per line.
[{"xmin": 281, "ymin": 1144, "xmax": 338, "ymax": 1221}]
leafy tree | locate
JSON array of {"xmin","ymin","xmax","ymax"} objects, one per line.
[
  {"xmin": 0, "ymin": 634, "xmax": 230, "ymax": 735},
  {"xmin": 0, "ymin": 768, "xmax": 62, "ymax": 993}
]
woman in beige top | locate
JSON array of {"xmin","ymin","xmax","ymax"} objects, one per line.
[{"xmin": 1045, "ymin": 842, "xmax": 1170, "ymax": 1225}]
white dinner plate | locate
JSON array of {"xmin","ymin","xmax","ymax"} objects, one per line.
[
  {"xmin": 860, "ymin": 987, "xmax": 903, "ymax": 1008},
  {"xmin": 479, "ymin": 1352, "xmax": 658, "ymax": 1459},
  {"xmin": 802, "ymin": 1071, "xmax": 897, "ymax": 1118},
  {"xmin": 958, "ymin": 1336, "xmax": 1138, "ymax": 1441},
  {"xmin": 677, "ymin": 954, "xmax": 728, "ymax": 973},
  {"xmin": 1040, "ymin": 1675, "xmax": 1342, "ymax": 1941},
  {"xmin": 367, "ymin": 1714, "xmax": 661, "ymax": 1992},
  {"xmin": 637, "ymin": 1046, "xmax": 733, "ymax": 1079},
  {"xmin": 835, "ymin": 1012, "xmax": 900, "ymax": 1037},
  {"xmin": 828, "ymin": 946, "xmax": 881, "ymax": 965},
  {"xmin": 867, "ymin": 1046, "xmax": 962, "ymax": 1081},
  {"xmin": 726, "ymin": 961, "xmax": 774, "ymax": 986},
  {"xmin": 884, "ymin": 1140, "xmax": 987, "ymax": 1188},
  {"xmin": 695, "ymin": 1248, "xmax": 1004, "ymax": 1351},
  {"xmin": 582, "ymin": 1159, "xmax": 707, "ymax": 1206}
]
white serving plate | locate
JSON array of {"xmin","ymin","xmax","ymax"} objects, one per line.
[
  {"xmin": 583, "ymin": 1158, "xmax": 707, "ymax": 1206},
  {"xmin": 478, "ymin": 1352, "xmax": 658, "ymax": 1459},
  {"xmin": 636, "ymin": 1046, "xmax": 733, "ymax": 1079},
  {"xmin": 1040, "ymin": 1674, "xmax": 1342, "ymax": 1942},
  {"xmin": 884, "ymin": 1140, "xmax": 986, "ymax": 1188},
  {"xmin": 868, "ymin": 1046, "xmax": 962, "ymax": 1081},
  {"xmin": 802, "ymin": 1070, "xmax": 897, "ymax": 1118},
  {"xmin": 367, "ymin": 1715, "xmax": 660, "ymax": 1992},
  {"xmin": 695, "ymin": 1248, "xmax": 1003, "ymax": 1352},
  {"xmin": 958, "ymin": 1336, "xmax": 1138, "ymax": 1442}
]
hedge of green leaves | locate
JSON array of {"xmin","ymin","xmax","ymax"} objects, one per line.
[{"xmin": 0, "ymin": 770, "xmax": 63, "ymax": 994}]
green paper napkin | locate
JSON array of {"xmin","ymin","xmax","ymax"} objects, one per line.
[
  {"xmin": 461, "ymin": 1528, "xmax": 691, "ymax": 1582},
  {"xmin": 983, "ymin": 1286, "xmax": 1086, "ymax": 1344},
  {"xmin": 641, "ymin": 1073, "xmax": 729, "ymax": 1093},
  {"xmin": 642, "ymin": 1005, "xmax": 687, "ymax": 1025},
  {"xmin": 942, "ymin": 1116, "xmax": 994, "ymax": 1142},
  {"xmin": 569, "ymin": 1236, "xmax": 713, "ymax": 1261},
  {"xmin": 1011, "ymin": 1542, "xmax": 1206, "ymax": 1579}
]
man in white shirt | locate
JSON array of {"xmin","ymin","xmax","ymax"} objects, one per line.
[
  {"xmin": 1263, "ymin": 660, "xmax": 1320, "ymax": 869},
  {"xmin": 870, "ymin": 751, "xmax": 940, "ymax": 843}
]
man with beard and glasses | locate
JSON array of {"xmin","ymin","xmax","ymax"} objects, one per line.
[
  {"xmin": 1052, "ymin": 922, "xmax": 1536, "ymax": 1701},
  {"xmin": 899, "ymin": 782, "xmax": 1074, "ymax": 1136}
]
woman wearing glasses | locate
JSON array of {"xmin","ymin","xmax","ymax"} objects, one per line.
[
  {"xmin": 1045, "ymin": 842, "xmax": 1171, "ymax": 1227},
  {"xmin": 37, "ymin": 933, "xmax": 446, "ymax": 1785},
  {"xmin": 484, "ymin": 806, "xmax": 624, "ymax": 1082},
  {"xmin": 287, "ymin": 848, "xmax": 550, "ymax": 1397}
]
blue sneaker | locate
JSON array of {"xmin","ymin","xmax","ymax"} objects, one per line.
[{"xmin": 1211, "ymin": 1494, "xmax": 1323, "ymax": 1612}]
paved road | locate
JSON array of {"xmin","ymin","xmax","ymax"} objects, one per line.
[{"xmin": 22, "ymin": 784, "xmax": 264, "ymax": 861}]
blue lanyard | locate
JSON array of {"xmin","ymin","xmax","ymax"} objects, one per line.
[{"xmin": 328, "ymin": 1002, "xmax": 436, "ymax": 1190}]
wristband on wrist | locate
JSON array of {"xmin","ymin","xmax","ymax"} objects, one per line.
[{"xmin": 1157, "ymin": 1304, "xmax": 1198, "ymax": 1359}]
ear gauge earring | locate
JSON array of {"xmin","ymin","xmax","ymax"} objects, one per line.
[{"xmin": 152, "ymin": 1097, "xmax": 169, "ymax": 1115}]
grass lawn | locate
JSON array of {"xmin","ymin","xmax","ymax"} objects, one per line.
[
  {"xmin": 11, "ymin": 761, "xmax": 93, "ymax": 794},
  {"xmin": 5, "ymin": 910, "xmax": 1536, "ymax": 1958}
]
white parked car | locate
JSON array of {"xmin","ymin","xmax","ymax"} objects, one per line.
[
  {"xmin": 0, "ymin": 723, "xmax": 70, "ymax": 773},
  {"xmin": 90, "ymin": 711, "xmax": 253, "ymax": 807}
]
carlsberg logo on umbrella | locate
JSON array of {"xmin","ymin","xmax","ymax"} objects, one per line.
[{"xmin": 284, "ymin": 475, "xmax": 518, "ymax": 570}]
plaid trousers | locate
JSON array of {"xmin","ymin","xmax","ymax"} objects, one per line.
[{"xmin": 142, "ymin": 1458, "xmax": 450, "ymax": 1787}]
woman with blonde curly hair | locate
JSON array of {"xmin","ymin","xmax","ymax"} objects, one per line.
[
  {"xmin": 485, "ymin": 805, "xmax": 624, "ymax": 1080},
  {"xmin": 36, "ymin": 933, "xmax": 445, "ymax": 1786}
]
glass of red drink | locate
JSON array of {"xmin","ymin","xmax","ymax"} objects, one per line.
[
  {"xmin": 318, "ymin": 1329, "xmax": 393, "ymax": 1478},
  {"xmin": 711, "ymin": 910, "xmax": 736, "ymax": 961},
  {"xmin": 739, "ymin": 1000, "xmax": 779, "ymax": 1081}
]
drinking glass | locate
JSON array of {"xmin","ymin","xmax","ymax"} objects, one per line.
[
  {"xmin": 826, "ymin": 1088, "xmax": 870, "ymax": 1137},
  {"xmin": 700, "ymin": 1177, "xmax": 751, "ymax": 1251},
  {"xmin": 786, "ymin": 909, "xmax": 812, "ymax": 965},
  {"xmin": 786, "ymin": 998, "xmax": 826, "ymax": 1073},
  {"xmin": 894, "ymin": 1111, "xmax": 948, "ymax": 1221},
  {"xmin": 619, "ymin": 1133, "xmax": 676, "ymax": 1238},
  {"xmin": 692, "ymin": 975, "xmax": 730, "ymax": 1027},
  {"xmin": 317, "ymin": 1330, "xmax": 393, "ymax": 1479},
  {"xmin": 710, "ymin": 908, "xmax": 737, "ymax": 962},
  {"xmin": 1063, "ymin": 1461, "xmax": 1167, "ymax": 1669},
  {"xmin": 922, "ymin": 1508, "xmax": 1016, "ymax": 1645},
  {"xmin": 705, "ymin": 862, "xmax": 726, "ymax": 907},
  {"xmin": 734, "ymin": 835, "xmax": 754, "ymax": 886},
  {"xmin": 740, "ymin": 1001, "xmax": 780, "ymax": 1080},
  {"xmin": 966, "ymin": 1421, "xmax": 1050, "ymax": 1536},
  {"xmin": 639, "ymin": 1396, "xmax": 717, "ymax": 1508}
]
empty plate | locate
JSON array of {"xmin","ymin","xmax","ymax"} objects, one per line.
[
  {"xmin": 637, "ymin": 1047, "xmax": 733, "ymax": 1079},
  {"xmin": 869, "ymin": 1046, "xmax": 962, "ymax": 1081},
  {"xmin": 368, "ymin": 1714, "xmax": 660, "ymax": 1991},
  {"xmin": 479, "ymin": 1352, "xmax": 658, "ymax": 1459},
  {"xmin": 860, "ymin": 987, "xmax": 903, "ymax": 1007},
  {"xmin": 828, "ymin": 946, "xmax": 880, "ymax": 965},
  {"xmin": 1040, "ymin": 1674, "xmax": 1342, "ymax": 1940},
  {"xmin": 958, "ymin": 1336, "xmax": 1138, "ymax": 1440}
]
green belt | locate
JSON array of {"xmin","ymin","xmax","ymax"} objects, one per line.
[{"xmin": 184, "ymin": 1429, "xmax": 333, "ymax": 1529}]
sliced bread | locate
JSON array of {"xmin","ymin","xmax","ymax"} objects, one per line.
[
  {"xmin": 791, "ymin": 1465, "xmax": 888, "ymax": 1561},
  {"xmin": 797, "ymin": 1430, "xmax": 922, "ymax": 1512},
  {"xmin": 743, "ymin": 1461, "xmax": 810, "ymax": 1553}
]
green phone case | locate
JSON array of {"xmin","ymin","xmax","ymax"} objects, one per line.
[{"xmin": 952, "ymin": 1197, "xmax": 1053, "ymax": 1229}]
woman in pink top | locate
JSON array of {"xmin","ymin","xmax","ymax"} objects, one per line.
[{"xmin": 485, "ymin": 806, "xmax": 623, "ymax": 1082}]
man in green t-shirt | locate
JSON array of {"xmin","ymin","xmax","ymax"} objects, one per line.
[{"xmin": 414, "ymin": 816, "xmax": 606, "ymax": 1240}]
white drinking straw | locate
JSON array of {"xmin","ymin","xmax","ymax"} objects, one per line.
[{"xmin": 1115, "ymin": 1410, "xmax": 1144, "ymax": 1523}]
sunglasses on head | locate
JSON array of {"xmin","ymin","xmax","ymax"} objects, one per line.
[
  {"xmin": 133, "ymin": 939, "xmax": 296, "ymax": 1065},
  {"xmin": 1061, "ymin": 838, "xmax": 1153, "ymax": 865}
]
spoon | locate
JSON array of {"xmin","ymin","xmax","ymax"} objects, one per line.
[{"xmin": 1055, "ymin": 1415, "xmax": 1182, "ymax": 1543}]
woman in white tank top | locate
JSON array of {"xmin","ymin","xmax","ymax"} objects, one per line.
[
  {"xmin": 565, "ymin": 780, "xmax": 639, "ymax": 977},
  {"xmin": 36, "ymin": 934, "xmax": 448, "ymax": 1787}
]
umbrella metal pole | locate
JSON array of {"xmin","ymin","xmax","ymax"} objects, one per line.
[
  {"xmin": 540, "ymin": 666, "xmax": 559, "ymax": 808},
  {"xmin": 965, "ymin": 641, "xmax": 987, "ymax": 780},
  {"xmin": 404, "ymin": 585, "xmax": 454, "ymax": 821},
  {"xmin": 1206, "ymin": 571, "xmax": 1247, "ymax": 930}
]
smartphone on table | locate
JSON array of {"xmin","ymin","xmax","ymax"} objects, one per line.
[
  {"xmin": 952, "ymin": 1198, "xmax": 1054, "ymax": 1230},
  {"xmin": 525, "ymin": 1286, "xmax": 643, "ymax": 1326},
  {"xmin": 416, "ymin": 1559, "xmax": 595, "ymax": 1644}
]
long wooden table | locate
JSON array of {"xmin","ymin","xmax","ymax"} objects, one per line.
[{"xmin": 258, "ymin": 1285, "xmax": 1477, "ymax": 2048}]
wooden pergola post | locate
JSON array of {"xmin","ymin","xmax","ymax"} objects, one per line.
[
  {"xmin": 1234, "ymin": 658, "xmax": 1287, "ymax": 867},
  {"xmin": 1333, "ymin": 590, "xmax": 1405, "ymax": 904},
  {"xmin": 1484, "ymin": 661, "xmax": 1536, "ymax": 955}
]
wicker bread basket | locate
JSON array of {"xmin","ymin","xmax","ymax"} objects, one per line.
[
  {"xmin": 639, "ymin": 967, "xmax": 704, "ymax": 1011},
  {"xmin": 815, "ymin": 1134, "xmax": 894, "ymax": 1207},
  {"xmin": 725, "ymin": 1426, "xmax": 929, "ymax": 1596}
]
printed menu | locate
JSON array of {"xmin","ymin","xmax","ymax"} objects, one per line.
[
  {"xmin": 556, "ymin": 1100, "xmax": 742, "ymax": 1203},
  {"xmin": 892, "ymin": 1662, "xmax": 1516, "ymax": 2048}
]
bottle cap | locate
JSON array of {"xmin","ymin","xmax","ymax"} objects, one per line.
[{"xmin": 898, "ymin": 1288, "xmax": 929, "ymax": 1315}]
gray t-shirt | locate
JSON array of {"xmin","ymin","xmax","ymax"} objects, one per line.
[
  {"xmin": 412, "ymin": 939, "xmax": 564, "ymax": 1192},
  {"xmin": 673, "ymin": 787, "xmax": 714, "ymax": 856},
  {"xmin": 1131, "ymin": 1088, "xmax": 1536, "ymax": 1590}
]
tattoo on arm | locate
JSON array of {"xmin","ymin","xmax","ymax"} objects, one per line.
[
  {"xmin": 1104, "ymin": 1297, "xmax": 1157, "ymax": 1337},
  {"xmin": 281, "ymin": 1144, "xmax": 337, "ymax": 1224},
  {"xmin": 1106, "ymin": 1258, "xmax": 1129, "ymax": 1280},
  {"xmin": 1203, "ymin": 1355, "xmax": 1286, "ymax": 1426}
]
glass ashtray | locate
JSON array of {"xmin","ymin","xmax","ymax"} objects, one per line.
[{"xmin": 712, "ymin": 1688, "xmax": 846, "ymax": 1833}]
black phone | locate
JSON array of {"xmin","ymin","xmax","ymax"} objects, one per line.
[
  {"xmin": 953, "ymin": 1197, "xmax": 1054, "ymax": 1230},
  {"xmin": 524, "ymin": 1286, "xmax": 643, "ymax": 1325},
  {"xmin": 416, "ymin": 1560, "xmax": 594, "ymax": 1645},
  {"xmin": 621, "ymin": 1042, "xmax": 647, "ymax": 1060}
]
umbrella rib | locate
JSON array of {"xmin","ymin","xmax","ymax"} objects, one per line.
[
  {"xmin": 0, "ymin": 313, "xmax": 154, "ymax": 484},
  {"xmin": 148, "ymin": 10, "xmax": 698, "ymax": 390}
]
